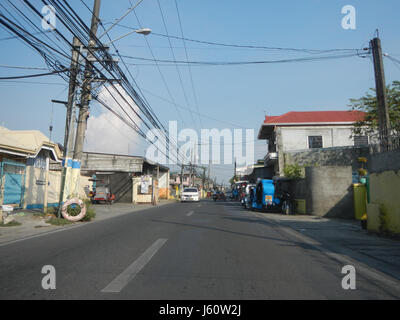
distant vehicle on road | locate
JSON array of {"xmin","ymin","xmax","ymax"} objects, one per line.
[
  {"xmin": 212, "ymin": 191, "xmax": 226, "ymax": 202},
  {"xmin": 243, "ymin": 184, "xmax": 256, "ymax": 209},
  {"xmin": 250, "ymin": 178, "xmax": 294, "ymax": 215},
  {"xmin": 251, "ymin": 179, "xmax": 280, "ymax": 212},
  {"xmin": 90, "ymin": 185, "xmax": 115, "ymax": 205},
  {"xmin": 181, "ymin": 187, "xmax": 200, "ymax": 202}
]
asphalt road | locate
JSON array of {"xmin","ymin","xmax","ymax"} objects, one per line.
[{"xmin": 0, "ymin": 200, "xmax": 399, "ymax": 300}]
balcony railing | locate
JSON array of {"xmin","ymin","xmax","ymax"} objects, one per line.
[{"xmin": 263, "ymin": 152, "xmax": 278, "ymax": 163}]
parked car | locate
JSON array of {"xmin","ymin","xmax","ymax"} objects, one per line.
[{"xmin": 181, "ymin": 187, "xmax": 200, "ymax": 202}]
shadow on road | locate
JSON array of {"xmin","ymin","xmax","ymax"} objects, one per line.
[{"xmin": 150, "ymin": 218, "xmax": 318, "ymax": 253}]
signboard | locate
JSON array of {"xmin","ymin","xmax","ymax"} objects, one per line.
[{"xmin": 140, "ymin": 176, "xmax": 151, "ymax": 194}]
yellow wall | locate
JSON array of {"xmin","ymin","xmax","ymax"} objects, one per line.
[
  {"xmin": 367, "ymin": 170, "xmax": 400, "ymax": 235},
  {"xmin": 132, "ymin": 178, "xmax": 152, "ymax": 203}
]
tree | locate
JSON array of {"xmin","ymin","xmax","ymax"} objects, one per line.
[
  {"xmin": 229, "ymin": 175, "xmax": 237, "ymax": 185},
  {"xmin": 349, "ymin": 80, "xmax": 400, "ymax": 138}
]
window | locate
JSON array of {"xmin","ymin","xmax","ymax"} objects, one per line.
[
  {"xmin": 354, "ymin": 135, "xmax": 368, "ymax": 146},
  {"xmin": 308, "ymin": 136, "xmax": 323, "ymax": 149}
]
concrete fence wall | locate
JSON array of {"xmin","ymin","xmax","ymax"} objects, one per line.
[
  {"xmin": 305, "ymin": 166, "xmax": 354, "ymax": 218},
  {"xmin": 24, "ymin": 169, "xmax": 90, "ymax": 210},
  {"xmin": 367, "ymin": 149, "xmax": 400, "ymax": 236},
  {"xmin": 283, "ymin": 146, "xmax": 369, "ymax": 173}
]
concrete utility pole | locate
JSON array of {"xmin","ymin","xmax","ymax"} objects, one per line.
[
  {"xmin": 57, "ymin": 36, "xmax": 82, "ymax": 218},
  {"xmin": 74, "ymin": 0, "xmax": 101, "ymax": 163},
  {"xmin": 180, "ymin": 164, "xmax": 184, "ymax": 195},
  {"xmin": 234, "ymin": 157, "xmax": 236, "ymax": 181},
  {"xmin": 207, "ymin": 160, "xmax": 211, "ymax": 190},
  {"xmin": 64, "ymin": 36, "xmax": 81, "ymax": 158},
  {"xmin": 202, "ymin": 167, "xmax": 206, "ymax": 197},
  {"xmin": 190, "ymin": 147, "xmax": 193, "ymax": 186},
  {"xmin": 371, "ymin": 36, "xmax": 391, "ymax": 147}
]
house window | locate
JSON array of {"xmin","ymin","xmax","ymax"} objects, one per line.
[
  {"xmin": 354, "ymin": 135, "xmax": 368, "ymax": 146},
  {"xmin": 308, "ymin": 136, "xmax": 323, "ymax": 149}
]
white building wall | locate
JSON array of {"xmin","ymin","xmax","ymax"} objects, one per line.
[{"xmin": 280, "ymin": 126, "xmax": 354, "ymax": 152}]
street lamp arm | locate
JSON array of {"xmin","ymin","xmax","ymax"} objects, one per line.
[
  {"xmin": 105, "ymin": 28, "xmax": 151, "ymax": 46},
  {"xmin": 98, "ymin": 0, "xmax": 144, "ymax": 40}
]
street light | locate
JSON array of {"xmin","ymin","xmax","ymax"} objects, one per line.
[{"xmin": 105, "ymin": 28, "xmax": 151, "ymax": 46}]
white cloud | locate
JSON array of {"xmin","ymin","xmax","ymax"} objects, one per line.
[{"xmin": 84, "ymin": 84, "xmax": 143, "ymax": 155}]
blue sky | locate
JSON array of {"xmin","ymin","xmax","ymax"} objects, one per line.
[{"xmin": 1, "ymin": 0, "xmax": 400, "ymax": 183}]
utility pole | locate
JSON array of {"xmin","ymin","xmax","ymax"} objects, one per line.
[
  {"xmin": 202, "ymin": 167, "xmax": 206, "ymax": 198},
  {"xmin": 190, "ymin": 147, "xmax": 194, "ymax": 187},
  {"xmin": 180, "ymin": 164, "xmax": 184, "ymax": 196},
  {"xmin": 73, "ymin": 0, "xmax": 101, "ymax": 169},
  {"xmin": 64, "ymin": 36, "xmax": 81, "ymax": 158},
  {"xmin": 371, "ymin": 35, "xmax": 391, "ymax": 148},
  {"xmin": 57, "ymin": 36, "xmax": 81, "ymax": 218},
  {"xmin": 208, "ymin": 160, "xmax": 211, "ymax": 190},
  {"xmin": 234, "ymin": 157, "xmax": 237, "ymax": 182}
]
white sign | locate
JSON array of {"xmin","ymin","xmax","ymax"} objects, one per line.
[{"xmin": 141, "ymin": 176, "xmax": 151, "ymax": 194}]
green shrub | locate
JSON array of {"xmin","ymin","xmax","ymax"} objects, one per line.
[
  {"xmin": 81, "ymin": 199, "xmax": 96, "ymax": 222},
  {"xmin": 46, "ymin": 207, "xmax": 57, "ymax": 215},
  {"xmin": 47, "ymin": 217, "xmax": 73, "ymax": 226},
  {"xmin": 64, "ymin": 199, "xmax": 95, "ymax": 221},
  {"xmin": 0, "ymin": 220, "xmax": 22, "ymax": 227},
  {"xmin": 283, "ymin": 164, "xmax": 304, "ymax": 179}
]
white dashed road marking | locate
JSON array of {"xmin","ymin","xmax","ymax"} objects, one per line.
[
  {"xmin": 186, "ymin": 211, "xmax": 194, "ymax": 217},
  {"xmin": 101, "ymin": 238, "xmax": 168, "ymax": 293}
]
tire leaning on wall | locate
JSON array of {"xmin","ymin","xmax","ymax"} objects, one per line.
[{"xmin": 61, "ymin": 198, "xmax": 86, "ymax": 222}]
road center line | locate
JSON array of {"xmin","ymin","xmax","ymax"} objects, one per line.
[
  {"xmin": 101, "ymin": 238, "xmax": 168, "ymax": 293},
  {"xmin": 186, "ymin": 211, "xmax": 194, "ymax": 216}
]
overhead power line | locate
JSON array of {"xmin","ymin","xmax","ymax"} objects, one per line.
[
  {"xmin": 0, "ymin": 64, "xmax": 49, "ymax": 70},
  {"xmin": 173, "ymin": 0, "xmax": 203, "ymax": 129},
  {"xmin": 118, "ymin": 52, "xmax": 363, "ymax": 66},
  {"xmin": 0, "ymin": 68, "xmax": 68, "ymax": 79},
  {"xmin": 156, "ymin": 0, "xmax": 199, "ymax": 133},
  {"xmin": 115, "ymin": 23, "xmax": 362, "ymax": 54}
]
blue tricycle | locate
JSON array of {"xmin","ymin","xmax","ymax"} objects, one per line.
[{"xmin": 251, "ymin": 178, "xmax": 294, "ymax": 215}]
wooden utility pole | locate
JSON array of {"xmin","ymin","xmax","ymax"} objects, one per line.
[
  {"xmin": 74, "ymin": 0, "xmax": 101, "ymax": 162},
  {"xmin": 57, "ymin": 36, "xmax": 81, "ymax": 218},
  {"xmin": 64, "ymin": 37, "xmax": 81, "ymax": 158},
  {"xmin": 371, "ymin": 36, "xmax": 391, "ymax": 147}
]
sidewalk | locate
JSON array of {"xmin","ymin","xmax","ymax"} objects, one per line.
[
  {"xmin": 0, "ymin": 200, "xmax": 176, "ymax": 246},
  {"xmin": 253, "ymin": 210, "xmax": 400, "ymax": 282}
]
